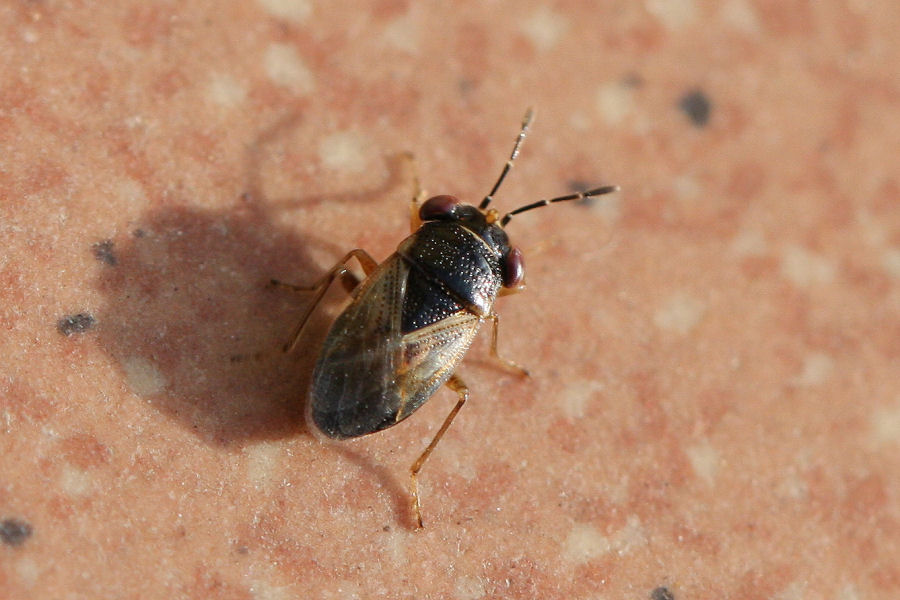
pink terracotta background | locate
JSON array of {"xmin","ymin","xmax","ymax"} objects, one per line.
[{"xmin": 2, "ymin": 2, "xmax": 899, "ymax": 598}]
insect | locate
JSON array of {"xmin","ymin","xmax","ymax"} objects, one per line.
[{"xmin": 282, "ymin": 109, "xmax": 618, "ymax": 527}]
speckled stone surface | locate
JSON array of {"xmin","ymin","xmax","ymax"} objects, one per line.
[{"xmin": 2, "ymin": 2, "xmax": 899, "ymax": 598}]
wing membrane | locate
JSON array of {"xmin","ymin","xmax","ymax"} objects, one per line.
[{"xmin": 310, "ymin": 254, "xmax": 480, "ymax": 438}]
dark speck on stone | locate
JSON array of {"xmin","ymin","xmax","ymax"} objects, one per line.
[
  {"xmin": 678, "ymin": 89, "xmax": 711, "ymax": 127},
  {"xmin": 568, "ymin": 180, "xmax": 590, "ymax": 193},
  {"xmin": 568, "ymin": 180, "xmax": 600, "ymax": 206},
  {"xmin": 651, "ymin": 586, "xmax": 675, "ymax": 600},
  {"xmin": 92, "ymin": 239, "xmax": 117, "ymax": 265},
  {"xmin": 621, "ymin": 72, "xmax": 644, "ymax": 88},
  {"xmin": 0, "ymin": 518, "xmax": 33, "ymax": 547},
  {"xmin": 57, "ymin": 312, "xmax": 96, "ymax": 336}
]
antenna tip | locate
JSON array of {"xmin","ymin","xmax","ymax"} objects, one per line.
[
  {"xmin": 584, "ymin": 184, "xmax": 621, "ymax": 196},
  {"xmin": 523, "ymin": 107, "xmax": 535, "ymax": 126}
]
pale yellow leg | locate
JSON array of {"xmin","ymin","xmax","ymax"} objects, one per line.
[
  {"xmin": 280, "ymin": 249, "xmax": 378, "ymax": 353},
  {"xmin": 403, "ymin": 152, "xmax": 428, "ymax": 233},
  {"xmin": 410, "ymin": 373, "xmax": 468, "ymax": 529},
  {"xmin": 487, "ymin": 313, "xmax": 530, "ymax": 376}
]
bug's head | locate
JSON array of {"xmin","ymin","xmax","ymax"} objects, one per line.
[
  {"xmin": 419, "ymin": 110, "xmax": 619, "ymax": 289},
  {"xmin": 419, "ymin": 194, "xmax": 523, "ymax": 288}
]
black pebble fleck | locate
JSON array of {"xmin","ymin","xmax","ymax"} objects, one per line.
[
  {"xmin": 568, "ymin": 180, "xmax": 601, "ymax": 206},
  {"xmin": 651, "ymin": 586, "xmax": 675, "ymax": 600},
  {"xmin": 57, "ymin": 312, "xmax": 96, "ymax": 336},
  {"xmin": 0, "ymin": 518, "xmax": 33, "ymax": 547},
  {"xmin": 678, "ymin": 89, "xmax": 711, "ymax": 127},
  {"xmin": 92, "ymin": 239, "xmax": 118, "ymax": 265}
]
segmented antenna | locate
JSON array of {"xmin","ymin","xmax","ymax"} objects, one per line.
[
  {"xmin": 479, "ymin": 108, "xmax": 535, "ymax": 210},
  {"xmin": 500, "ymin": 185, "xmax": 620, "ymax": 227}
]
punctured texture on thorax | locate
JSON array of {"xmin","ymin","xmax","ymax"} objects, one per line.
[{"xmin": 397, "ymin": 221, "xmax": 501, "ymax": 320}]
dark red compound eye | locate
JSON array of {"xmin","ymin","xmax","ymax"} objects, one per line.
[
  {"xmin": 419, "ymin": 195, "xmax": 460, "ymax": 221},
  {"xmin": 502, "ymin": 246, "xmax": 524, "ymax": 288}
]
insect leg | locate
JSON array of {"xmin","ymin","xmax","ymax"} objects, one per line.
[
  {"xmin": 498, "ymin": 284, "xmax": 525, "ymax": 296},
  {"xmin": 403, "ymin": 151, "xmax": 427, "ymax": 233},
  {"xmin": 268, "ymin": 279, "xmax": 310, "ymax": 293},
  {"xmin": 282, "ymin": 249, "xmax": 378, "ymax": 353},
  {"xmin": 410, "ymin": 373, "xmax": 468, "ymax": 529},
  {"xmin": 271, "ymin": 270, "xmax": 361, "ymax": 294},
  {"xmin": 487, "ymin": 313, "xmax": 530, "ymax": 376}
]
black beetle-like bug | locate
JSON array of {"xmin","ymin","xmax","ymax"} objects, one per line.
[{"xmin": 281, "ymin": 109, "xmax": 618, "ymax": 527}]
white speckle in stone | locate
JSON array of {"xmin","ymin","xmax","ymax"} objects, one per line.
[
  {"xmin": 563, "ymin": 515, "xmax": 647, "ymax": 564},
  {"xmin": 123, "ymin": 356, "xmax": 167, "ymax": 396},
  {"xmin": 116, "ymin": 176, "xmax": 148, "ymax": 207},
  {"xmin": 245, "ymin": 442, "xmax": 281, "ymax": 489},
  {"xmin": 60, "ymin": 464, "xmax": 92, "ymax": 496},
  {"xmin": 249, "ymin": 578, "xmax": 294, "ymax": 600},
  {"xmin": 606, "ymin": 476, "xmax": 630, "ymax": 506},
  {"xmin": 568, "ymin": 111, "xmax": 591, "ymax": 131},
  {"xmin": 562, "ymin": 380, "xmax": 605, "ymax": 421},
  {"xmin": 780, "ymin": 245, "xmax": 836, "ymax": 287},
  {"xmin": 318, "ymin": 131, "xmax": 370, "ymax": 174},
  {"xmin": 654, "ymin": 293, "xmax": 706, "ymax": 335},
  {"xmin": 775, "ymin": 470, "xmax": 809, "ymax": 501},
  {"xmin": 256, "ymin": 0, "xmax": 311, "ymax": 23},
  {"xmin": 564, "ymin": 523, "xmax": 611, "ymax": 563},
  {"xmin": 881, "ymin": 248, "xmax": 900, "ymax": 279},
  {"xmin": 774, "ymin": 580, "xmax": 807, "ymax": 600},
  {"xmin": 838, "ymin": 583, "xmax": 861, "ymax": 600},
  {"xmin": 857, "ymin": 209, "xmax": 888, "ymax": 246},
  {"xmin": 521, "ymin": 7, "xmax": 569, "ymax": 51},
  {"xmin": 596, "ymin": 81, "xmax": 635, "ymax": 126},
  {"xmin": 207, "ymin": 72, "xmax": 247, "ymax": 107},
  {"xmin": 331, "ymin": 580, "xmax": 361, "ymax": 600},
  {"xmin": 719, "ymin": 0, "xmax": 760, "ymax": 34},
  {"xmin": 455, "ymin": 575, "xmax": 486, "ymax": 600},
  {"xmin": 264, "ymin": 43, "xmax": 314, "ymax": 95},
  {"xmin": 791, "ymin": 352, "xmax": 833, "ymax": 387},
  {"xmin": 673, "ymin": 174, "xmax": 701, "ymax": 200},
  {"xmin": 686, "ymin": 440, "xmax": 719, "ymax": 485},
  {"xmin": 380, "ymin": 528, "xmax": 408, "ymax": 570},
  {"xmin": 616, "ymin": 515, "xmax": 647, "ymax": 553},
  {"xmin": 384, "ymin": 15, "xmax": 420, "ymax": 53},
  {"xmin": 453, "ymin": 458, "xmax": 477, "ymax": 482},
  {"xmin": 730, "ymin": 228, "xmax": 768, "ymax": 256},
  {"xmin": 14, "ymin": 556, "xmax": 40, "ymax": 586},
  {"xmin": 645, "ymin": 0, "xmax": 697, "ymax": 29},
  {"xmin": 872, "ymin": 399, "xmax": 900, "ymax": 447}
]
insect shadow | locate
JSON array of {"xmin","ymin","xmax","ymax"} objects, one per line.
[{"xmin": 94, "ymin": 117, "xmax": 416, "ymax": 448}]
